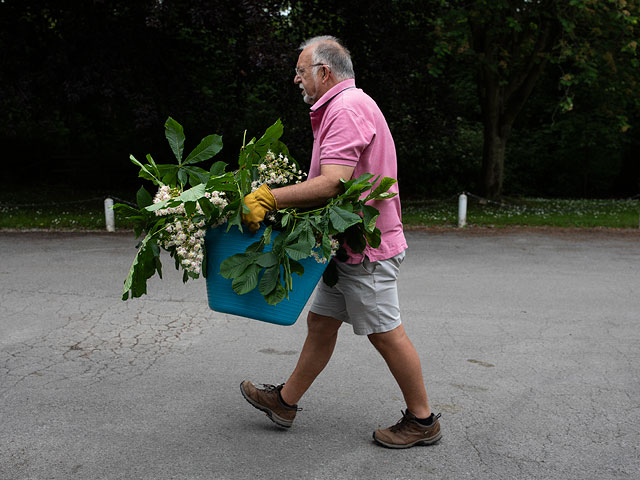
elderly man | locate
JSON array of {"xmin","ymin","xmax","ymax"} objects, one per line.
[{"xmin": 240, "ymin": 35, "xmax": 441, "ymax": 449}]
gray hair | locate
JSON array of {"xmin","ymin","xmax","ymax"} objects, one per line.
[{"xmin": 299, "ymin": 35, "xmax": 355, "ymax": 81}]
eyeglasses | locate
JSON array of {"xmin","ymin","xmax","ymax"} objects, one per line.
[{"xmin": 295, "ymin": 63, "xmax": 328, "ymax": 76}]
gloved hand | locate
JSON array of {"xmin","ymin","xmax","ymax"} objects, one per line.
[{"xmin": 242, "ymin": 184, "xmax": 277, "ymax": 233}]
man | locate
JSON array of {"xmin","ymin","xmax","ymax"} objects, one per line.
[{"xmin": 240, "ymin": 35, "xmax": 441, "ymax": 449}]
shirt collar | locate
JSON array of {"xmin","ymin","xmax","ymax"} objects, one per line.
[{"xmin": 309, "ymin": 79, "xmax": 356, "ymax": 112}]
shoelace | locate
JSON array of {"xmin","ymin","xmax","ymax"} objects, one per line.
[
  {"xmin": 389, "ymin": 410, "xmax": 414, "ymax": 432},
  {"xmin": 260, "ymin": 383, "xmax": 280, "ymax": 392},
  {"xmin": 260, "ymin": 383, "xmax": 303, "ymax": 411},
  {"xmin": 389, "ymin": 410, "xmax": 441, "ymax": 432}
]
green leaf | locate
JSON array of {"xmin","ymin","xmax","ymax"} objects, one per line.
[
  {"xmin": 136, "ymin": 186, "xmax": 153, "ymax": 208},
  {"xmin": 263, "ymin": 226, "xmax": 272, "ymax": 245},
  {"xmin": 130, "ymin": 155, "xmax": 161, "ymax": 185},
  {"xmin": 227, "ymin": 208, "xmax": 243, "ymax": 232},
  {"xmin": 210, "ymin": 161, "xmax": 227, "ymax": 176},
  {"xmin": 207, "ymin": 172, "xmax": 237, "ymax": 191},
  {"xmin": 255, "ymin": 119, "xmax": 284, "ymax": 149},
  {"xmin": 257, "ymin": 251, "xmax": 278, "ymax": 268},
  {"xmin": 377, "ymin": 192, "xmax": 397, "ymax": 199},
  {"xmin": 282, "ymin": 256, "xmax": 292, "ymax": 294},
  {"xmin": 288, "ymin": 218, "xmax": 314, "ymax": 244},
  {"xmin": 238, "ymin": 131, "xmax": 256, "ymax": 168},
  {"xmin": 145, "ymin": 198, "xmax": 174, "ymax": 212},
  {"xmin": 185, "ymin": 166, "xmax": 210, "ymax": 186},
  {"xmin": 285, "ymin": 241, "xmax": 313, "ymax": 261},
  {"xmin": 342, "ymin": 174, "xmax": 376, "ymax": 199},
  {"xmin": 220, "ymin": 253, "xmax": 255, "ymax": 279},
  {"xmin": 289, "ymin": 259, "xmax": 304, "ymax": 276},
  {"xmin": 112, "ymin": 203, "xmax": 143, "ymax": 218},
  {"xmin": 162, "ymin": 168, "xmax": 178, "ymax": 186},
  {"xmin": 362, "ymin": 205, "xmax": 380, "ymax": 233},
  {"xmin": 145, "ymin": 154, "xmax": 161, "ymax": 178},
  {"xmin": 264, "ymin": 283, "xmax": 286, "ymax": 305},
  {"xmin": 342, "ymin": 173, "xmax": 375, "ymax": 191},
  {"xmin": 321, "ymin": 233, "xmax": 332, "ymax": 259},
  {"xmin": 165, "ymin": 117, "xmax": 185, "ymax": 164},
  {"xmin": 280, "ymin": 212, "xmax": 292, "ymax": 227},
  {"xmin": 177, "ymin": 183, "xmax": 206, "ymax": 203},
  {"xmin": 122, "ymin": 233, "xmax": 161, "ymax": 300},
  {"xmin": 177, "ymin": 168, "xmax": 188, "ymax": 186},
  {"xmin": 364, "ymin": 227, "xmax": 382, "ymax": 248},
  {"xmin": 198, "ymin": 197, "xmax": 215, "ymax": 217},
  {"xmin": 272, "ymin": 229, "xmax": 287, "ymax": 254},
  {"xmin": 285, "ymin": 222, "xmax": 314, "ymax": 260},
  {"xmin": 231, "ymin": 264, "xmax": 260, "ymax": 295},
  {"xmin": 184, "ymin": 134, "xmax": 223, "ymax": 165},
  {"xmin": 246, "ymin": 240, "xmax": 265, "ymax": 253},
  {"xmin": 329, "ymin": 205, "xmax": 362, "ymax": 232},
  {"xmin": 365, "ymin": 177, "xmax": 397, "ymax": 201},
  {"xmin": 184, "ymin": 201, "xmax": 197, "ymax": 216},
  {"xmin": 259, "ymin": 265, "xmax": 280, "ymax": 296},
  {"xmin": 269, "ymin": 140, "xmax": 293, "ymax": 161}
]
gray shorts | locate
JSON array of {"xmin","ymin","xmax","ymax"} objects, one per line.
[{"xmin": 310, "ymin": 251, "xmax": 406, "ymax": 336}]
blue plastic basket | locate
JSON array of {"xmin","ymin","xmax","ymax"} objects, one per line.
[{"xmin": 204, "ymin": 224, "xmax": 328, "ymax": 326}]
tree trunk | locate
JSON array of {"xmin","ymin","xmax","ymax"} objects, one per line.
[
  {"xmin": 478, "ymin": 73, "xmax": 513, "ymax": 199},
  {"xmin": 470, "ymin": 11, "xmax": 560, "ymax": 199},
  {"xmin": 481, "ymin": 119, "xmax": 510, "ymax": 199}
]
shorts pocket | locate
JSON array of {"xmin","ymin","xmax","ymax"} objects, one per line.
[{"xmin": 360, "ymin": 256, "xmax": 378, "ymax": 274}]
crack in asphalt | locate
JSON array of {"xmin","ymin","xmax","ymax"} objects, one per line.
[{"xmin": 0, "ymin": 292, "xmax": 209, "ymax": 396}]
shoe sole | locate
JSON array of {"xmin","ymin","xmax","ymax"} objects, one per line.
[
  {"xmin": 239, "ymin": 382, "xmax": 293, "ymax": 429},
  {"xmin": 372, "ymin": 431, "xmax": 442, "ymax": 449}
]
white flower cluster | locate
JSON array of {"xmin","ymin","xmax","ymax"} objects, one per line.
[
  {"xmin": 153, "ymin": 185, "xmax": 185, "ymax": 216},
  {"xmin": 251, "ymin": 150, "xmax": 306, "ymax": 192},
  {"xmin": 310, "ymin": 237, "xmax": 340, "ymax": 264},
  {"xmin": 152, "ymin": 186, "xmax": 228, "ymax": 220},
  {"xmin": 164, "ymin": 218, "xmax": 206, "ymax": 274},
  {"xmin": 152, "ymin": 185, "xmax": 229, "ymax": 275},
  {"xmin": 203, "ymin": 190, "xmax": 229, "ymax": 223}
]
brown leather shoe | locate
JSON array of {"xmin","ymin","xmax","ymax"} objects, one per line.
[
  {"xmin": 373, "ymin": 410, "xmax": 442, "ymax": 449},
  {"xmin": 240, "ymin": 381, "xmax": 299, "ymax": 428}
]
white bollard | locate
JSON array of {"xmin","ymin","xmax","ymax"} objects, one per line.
[
  {"xmin": 104, "ymin": 198, "xmax": 115, "ymax": 232},
  {"xmin": 458, "ymin": 193, "xmax": 467, "ymax": 228}
]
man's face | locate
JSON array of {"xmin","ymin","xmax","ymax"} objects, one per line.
[{"xmin": 294, "ymin": 47, "xmax": 321, "ymax": 105}]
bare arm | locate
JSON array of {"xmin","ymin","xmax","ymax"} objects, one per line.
[{"xmin": 271, "ymin": 164, "xmax": 355, "ymax": 209}]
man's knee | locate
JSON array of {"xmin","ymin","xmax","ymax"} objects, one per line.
[
  {"xmin": 368, "ymin": 324, "xmax": 407, "ymax": 351},
  {"xmin": 307, "ymin": 311, "xmax": 342, "ymax": 337}
]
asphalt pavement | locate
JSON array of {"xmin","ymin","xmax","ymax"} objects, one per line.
[{"xmin": 1, "ymin": 228, "xmax": 639, "ymax": 480}]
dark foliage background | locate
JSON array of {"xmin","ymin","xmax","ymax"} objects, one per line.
[{"xmin": 1, "ymin": 0, "xmax": 638, "ymax": 198}]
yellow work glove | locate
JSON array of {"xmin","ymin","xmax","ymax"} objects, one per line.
[{"xmin": 242, "ymin": 184, "xmax": 277, "ymax": 233}]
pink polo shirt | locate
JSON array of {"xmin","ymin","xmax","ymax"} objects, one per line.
[{"xmin": 307, "ymin": 79, "xmax": 407, "ymax": 263}]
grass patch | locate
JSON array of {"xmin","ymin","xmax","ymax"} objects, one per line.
[
  {"xmin": 1, "ymin": 189, "xmax": 639, "ymax": 230},
  {"xmin": 402, "ymin": 197, "xmax": 640, "ymax": 229},
  {"xmin": 0, "ymin": 187, "xmax": 138, "ymax": 230}
]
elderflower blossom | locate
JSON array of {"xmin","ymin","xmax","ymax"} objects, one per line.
[
  {"xmin": 152, "ymin": 185, "xmax": 229, "ymax": 275},
  {"xmin": 310, "ymin": 237, "xmax": 340, "ymax": 264},
  {"xmin": 251, "ymin": 150, "xmax": 306, "ymax": 192}
]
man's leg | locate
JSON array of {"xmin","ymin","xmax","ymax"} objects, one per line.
[
  {"xmin": 280, "ymin": 311, "xmax": 342, "ymax": 405},
  {"xmin": 368, "ymin": 324, "xmax": 431, "ymax": 419}
]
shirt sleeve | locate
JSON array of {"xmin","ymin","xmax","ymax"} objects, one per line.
[{"xmin": 319, "ymin": 108, "xmax": 376, "ymax": 168}]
